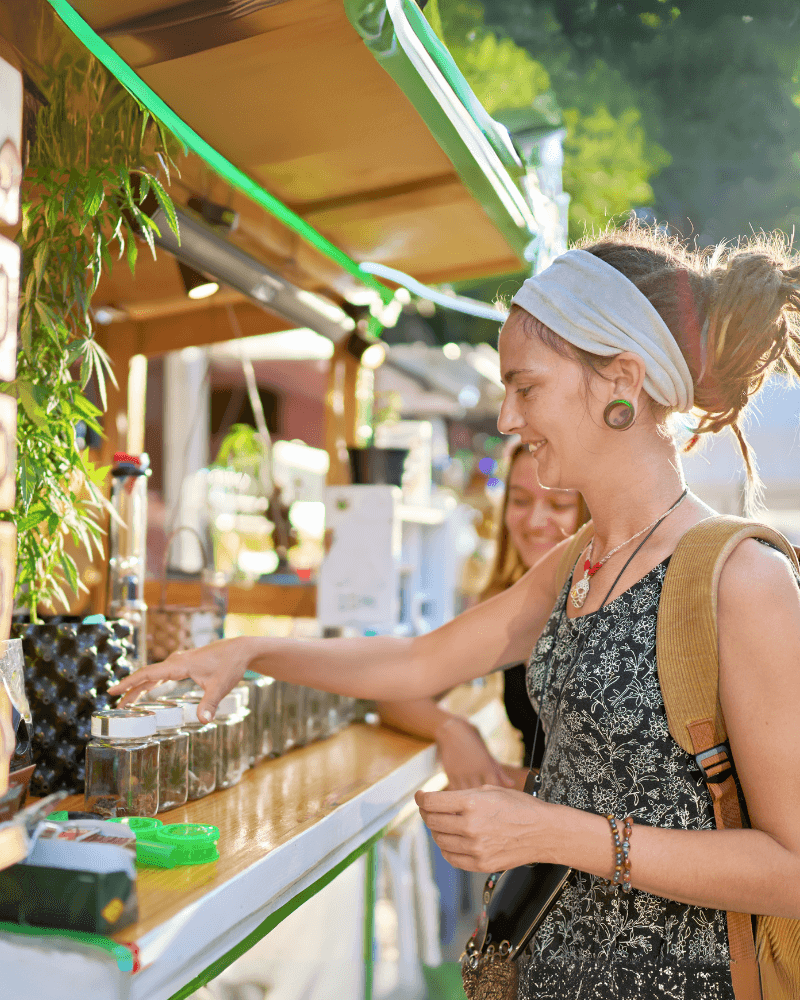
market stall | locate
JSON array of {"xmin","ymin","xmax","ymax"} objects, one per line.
[
  {"xmin": 0, "ymin": 0, "xmax": 556, "ymax": 994},
  {"xmin": 0, "ymin": 684, "xmax": 512, "ymax": 1000}
]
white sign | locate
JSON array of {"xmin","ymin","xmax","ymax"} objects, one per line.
[{"xmin": 317, "ymin": 485, "xmax": 400, "ymax": 629}]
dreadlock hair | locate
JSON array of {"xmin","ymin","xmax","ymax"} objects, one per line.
[{"xmin": 514, "ymin": 224, "xmax": 800, "ymax": 513}]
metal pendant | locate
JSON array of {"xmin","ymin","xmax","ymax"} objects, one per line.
[{"xmin": 570, "ymin": 576, "xmax": 590, "ymax": 609}]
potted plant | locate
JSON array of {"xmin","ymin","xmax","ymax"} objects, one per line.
[{"xmin": 5, "ymin": 39, "xmax": 180, "ymax": 794}]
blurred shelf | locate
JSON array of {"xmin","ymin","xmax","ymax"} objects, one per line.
[
  {"xmin": 396, "ymin": 503, "xmax": 450, "ymax": 525},
  {"xmin": 144, "ymin": 579, "xmax": 316, "ymax": 618}
]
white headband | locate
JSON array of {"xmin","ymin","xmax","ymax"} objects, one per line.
[{"xmin": 510, "ymin": 249, "xmax": 694, "ymax": 412}]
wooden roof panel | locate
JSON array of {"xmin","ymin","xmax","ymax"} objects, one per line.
[{"xmin": 50, "ymin": 0, "xmax": 527, "ymax": 326}]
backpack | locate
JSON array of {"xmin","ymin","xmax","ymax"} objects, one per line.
[{"xmin": 554, "ymin": 515, "xmax": 800, "ymax": 1000}]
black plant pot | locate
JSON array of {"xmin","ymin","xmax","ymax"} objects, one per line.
[
  {"xmin": 348, "ymin": 447, "xmax": 408, "ymax": 488},
  {"xmin": 11, "ymin": 616, "xmax": 135, "ymax": 796}
]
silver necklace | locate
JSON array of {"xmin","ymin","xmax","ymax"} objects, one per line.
[{"xmin": 569, "ymin": 488, "xmax": 689, "ymax": 610}]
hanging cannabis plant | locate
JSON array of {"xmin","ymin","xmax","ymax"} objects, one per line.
[{"xmin": 1, "ymin": 48, "xmax": 180, "ymax": 617}]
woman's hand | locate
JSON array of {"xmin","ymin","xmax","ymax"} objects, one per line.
[
  {"xmin": 108, "ymin": 637, "xmax": 250, "ymax": 721},
  {"xmin": 435, "ymin": 717, "xmax": 515, "ymax": 790},
  {"xmin": 415, "ymin": 785, "xmax": 553, "ymax": 871}
]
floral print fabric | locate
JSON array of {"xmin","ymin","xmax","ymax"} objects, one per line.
[{"xmin": 517, "ymin": 559, "xmax": 735, "ymax": 1000}]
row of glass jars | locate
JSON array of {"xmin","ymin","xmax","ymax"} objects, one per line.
[{"xmin": 84, "ymin": 680, "xmax": 357, "ymax": 818}]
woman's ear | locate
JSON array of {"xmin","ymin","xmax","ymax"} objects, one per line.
[{"xmin": 601, "ymin": 351, "xmax": 647, "ymax": 408}]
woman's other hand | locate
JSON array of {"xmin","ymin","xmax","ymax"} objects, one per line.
[
  {"xmin": 416, "ymin": 785, "xmax": 551, "ymax": 871},
  {"xmin": 435, "ymin": 716, "xmax": 515, "ymax": 790},
  {"xmin": 108, "ymin": 637, "xmax": 250, "ymax": 722}
]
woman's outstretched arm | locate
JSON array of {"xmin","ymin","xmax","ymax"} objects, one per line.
[{"xmin": 111, "ymin": 536, "xmax": 566, "ymax": 721}]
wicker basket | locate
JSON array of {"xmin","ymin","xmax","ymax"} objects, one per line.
[{"xmin": 147, "ymin": 528, "xmax": 227, "ymax": 664}]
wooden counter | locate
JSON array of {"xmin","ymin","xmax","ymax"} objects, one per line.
[{"xmin": 1, "ymin": 682, "xmax": 516, "ymax": 1000}]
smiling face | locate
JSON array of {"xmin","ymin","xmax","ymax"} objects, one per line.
[
  {"xmin": 504, "ymin": 450, "xmax": 582, "ymax": 567},
  {"xmin": 497, "ymin": 310, "xmax": 602, "ymax": 490}
]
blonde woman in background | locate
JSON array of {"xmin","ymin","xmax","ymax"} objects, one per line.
[{"xmin": 376, "ymin": 443, "xmax": 589, "ymax": 789}]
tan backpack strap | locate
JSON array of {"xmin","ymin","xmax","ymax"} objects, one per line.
[
  {"xmin": 658, "ymin": 516, "xmax": 800, "ymax": 1000},
  {"xmin": 554, "ymin": 521, "xmax": 594, "ymax": 595},
  {"xmin": 657, "ymin": 515, "xmax": 799, "ymax": 756}
]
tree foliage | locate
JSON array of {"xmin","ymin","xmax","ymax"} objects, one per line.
[
  {"xmin": 426, "ymin": 0, "xmax": 669, "ymax": 240},
  {"xmin": 5, "ymin": 49, "xmax": 180, "ymax": 617},
  {"xmin": 481, "ymin": 0, "xmax": 800, "ymax": 242}
]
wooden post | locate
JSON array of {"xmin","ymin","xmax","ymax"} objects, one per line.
[
  {"xmin": 325, "ymin": 340, "xmax": 360, "ymax": 486},
  {"xmin": 0, "ymin": 52, "xmax": 22, "ymax": 793},
  {"xmin": 83, "ymin": 322, "xmax": 143, "ymax": 616}
]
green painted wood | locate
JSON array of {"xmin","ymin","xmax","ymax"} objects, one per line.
[{"xmin": 363, "ymin": 841, "xmax": 378, "ymax": 1000}]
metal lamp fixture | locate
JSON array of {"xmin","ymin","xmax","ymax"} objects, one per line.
[
  {"xmin": 148, "ymin": 203, "xmax": 356, "ymax": 342},
  {"xmin": 178, "ymin": 261, "xmax": 219, "ymax": 300},
  {"xmin": 345, "ymin": 330, "xmax": 386, "ymax": 370}
]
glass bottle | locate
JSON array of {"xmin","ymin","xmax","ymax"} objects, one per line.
[
  {"xmin": 107, "ymin": 452, "xmax": 151, "ymax": 671},
  {"xmin": 84, "ymin": 709, "xmax": 160, "ymax": 817},
  {"xmin": 213, "ymin": 692, "xmax": 245, "ymax": 789},
  {"xmin": 132, "ymin": 700, "xmax": 189, "ymax": 812},
  {"xmin": 175, "ymin": 699, "xmax": 218, "ymax": 800}
]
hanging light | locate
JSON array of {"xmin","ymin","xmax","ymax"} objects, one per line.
[
  {"xmin": 345, "ymin": 331, "xmax": 386, "ymax": 370},
  {"xmin": 178, "ymin": 261, "xmax": 219, "ymax": 300}
]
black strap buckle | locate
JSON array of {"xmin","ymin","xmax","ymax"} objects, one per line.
[{"xmin": 695, "ymin": 742, "xmax": 733, "ymax": 784}]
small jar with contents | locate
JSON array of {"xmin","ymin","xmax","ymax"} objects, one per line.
[
  {"xmin": 231, "ymin": 683, "xmax": 254, "ymax": 769},
  {"xmin": 214, "ymin": 692, "xmax": 246, "ymax": 789},
  {"xmin": 270, "ymin": 677, "xmax": 285, "ymax": 756},
  {"xmin": 326, "ymin": 693, "xmax": 344, "ymax": 735},
  {"xmin": 241, "ymin": 672, "xmax": 275, "ymax": 765},
  {"xmin": 304, "ymin": 688, "xmax": 328, "ymax": 743},
  {"xmin": 132, "ymin": 700, "xmax": 189, "ymax": 812},
  {"xmin": 278, "ymin": 683, "xmax": 305, "ymax": 753},
  {"xmin": 177, "ymin": 698, "xmax": 218, "ymax": 800},
  {"xmin": 85, "ymin": 709, "xmax": 160, "ymax": 817}
]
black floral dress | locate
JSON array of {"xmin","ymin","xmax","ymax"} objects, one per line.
[{"xmin": 518, "ymin": 559, "xmax": 736, "ymax": 1000}]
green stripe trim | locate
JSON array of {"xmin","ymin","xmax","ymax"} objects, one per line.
[
  {"xmin": 44, "ymin": 0, "xmax": 396, "ymax": 306},
  {"xmin": 166, "ymin": 827, "xmax": 387, "ymax": 1000},
  {"xmin": 363, "ymin": 841, "xmax": 378, "ymax": 1000},
  {"xmin": 344, "ymin": 0, "xmax": 535, "ymax": 263},
  {"xmin": 0, "ymin": 921, "xmax": 134, "ymax": 971}
]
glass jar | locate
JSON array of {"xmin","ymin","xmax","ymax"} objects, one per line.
[
  {"xmin": 85, "ymin": 709, "xmax": 160, "ymax": 817},
  {"xmin": 241, "ymin": 672, "xmax": 276, "ymax": 765},
  {"xmin": 133, "ymin": 700, "xmax": 189, "ymax": 812},
  {"xmin": 177, "ymin": 699, "xmax": 218, "ymax": 800},
  {"xmin": 214, "ymin": 692, "xmax": 246, "ymax": 789},
  {"xmin": 231, "ymin": 683, "xmax": 254, "ymax": 769},
  {"xmin": 279, "ymin": 682, "xmax": 305, "ymax": 753},
  {"xmin": 326, "ymin": 693, "xmax": 345, "ymax": 735},
  {"xmin": 304, "ymin": 688, "xmax": 329, "ymax": 743},
  {"xmin": 271, "ymin": 677, "xmax": 285, "ymax": 756}
]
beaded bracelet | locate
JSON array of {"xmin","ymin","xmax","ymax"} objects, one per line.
[{"xmin": 602, "ymin": 813, "xmax": 633, "ymax": 893}]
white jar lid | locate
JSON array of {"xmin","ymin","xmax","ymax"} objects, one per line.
[
  {"xmin": 133, "ymin": 700, "xmax": 184, "ymax": 729},
  {"xmin": 216, "ymin": 692, "xmax": 241, "ymax": 716},
  {"xmin": 92, "ymin": 709, "xmax": 157, "ymax": 738},
  {"xmin": 178, "ymin": 699, "xmax": 205, "ymax": 725}
]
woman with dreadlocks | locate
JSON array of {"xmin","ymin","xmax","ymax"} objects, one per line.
[{"xmin": 113, "ymin": 227, "xmax": 800, "ymax": 999}]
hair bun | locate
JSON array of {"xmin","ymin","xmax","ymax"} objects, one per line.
[{"xmin": 579, "ymin": 226, "xmax": 800, "ymax": 512}]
